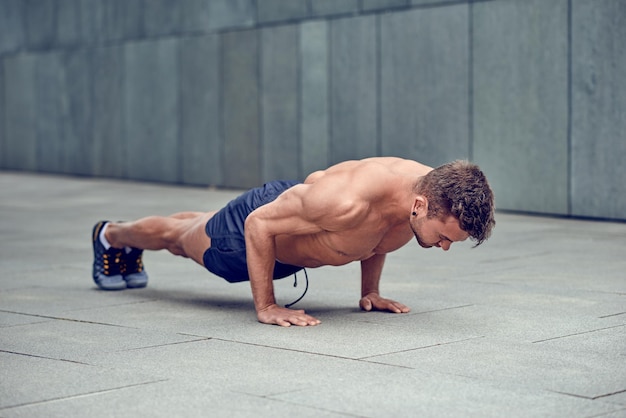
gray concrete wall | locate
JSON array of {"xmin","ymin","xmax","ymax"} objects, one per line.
[{"xmin": 0, "ymin": 0, "xmax": 624, "ymax": 221}]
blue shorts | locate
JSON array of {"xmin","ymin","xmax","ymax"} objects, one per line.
[{"xmin": 203, "ymin": 180, "xmax": 303, "ymax": 283}]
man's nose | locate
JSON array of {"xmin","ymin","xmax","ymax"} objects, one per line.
[{"xmin": 440, "ymin": 241, "xmax": 451, "ymax": 251}]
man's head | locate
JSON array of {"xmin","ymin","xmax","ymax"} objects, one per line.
[{"xmin": 412, "ymin": 160, "xmax": 495, "ymax": 247}]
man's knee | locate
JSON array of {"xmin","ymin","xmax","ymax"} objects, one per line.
[{"xmin": 160, "ymin": 220, "xmax": 191, "ymax": 257}]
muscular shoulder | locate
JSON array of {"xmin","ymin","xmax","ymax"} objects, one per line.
[
  {"xmin": 299, "ymin": 160, "xmax": 395, "ymax": 224},
  {"xmin": 297, "ymin": 157, "xmax": 432, "ymax": 229},
  {"xmin": 294, "ymin": 178, "xmax": 369, "ymax": 231},
  {"xmin": 306, "ymin": 157, "xmax": 431, "ymax": 184}
]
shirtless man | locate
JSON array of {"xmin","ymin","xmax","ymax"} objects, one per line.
[{"xmin": 91, "ymin": 157, "xmax": 495, "ymax": 327}]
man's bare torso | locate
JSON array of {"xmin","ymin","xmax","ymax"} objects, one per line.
[{"xmin": 268, "ymin": 157, "xmax": 433, "ymax": 268}]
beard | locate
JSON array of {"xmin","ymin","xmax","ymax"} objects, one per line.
[{"xmin": 410, "ymin": 217, "xmax": 433, "ymax": 248}]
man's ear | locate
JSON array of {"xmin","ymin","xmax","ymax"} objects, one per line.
[{"xmin": 413, "ymin": 196, "xmax": 429, "ymax": 217}]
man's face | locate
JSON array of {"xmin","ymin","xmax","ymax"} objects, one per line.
[{"xmin": 410, "ymin": 215, "xmax": 469, "ymax": 251}]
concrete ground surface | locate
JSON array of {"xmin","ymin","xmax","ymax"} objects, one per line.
[{"xmin": 0, "ymin": 171, "xmax": 625, "ymax": 418}]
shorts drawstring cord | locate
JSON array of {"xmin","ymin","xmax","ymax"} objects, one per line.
[{"xmin": 285, "ymin": 268, "xmax": 309, "ymax": 308}]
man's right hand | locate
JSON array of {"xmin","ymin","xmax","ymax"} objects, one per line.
[{"xmin": 257, "ymin": 304, "xmax": 321, "ymax": 327}]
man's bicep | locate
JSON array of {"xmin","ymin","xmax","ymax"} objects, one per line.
[
  {"xmin": 300, "ymin": 179, "xmax": 367, "ymax": 231},
  {"xmin": 246, "ymin": 188, "xmax": 324, "ymax": 237},
  {"xmin": 249, "ymin": 183, "xmax": 365, "ymax": 236}
]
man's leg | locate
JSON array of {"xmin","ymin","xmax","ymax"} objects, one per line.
[
  {"xmin": 92, "ymin": 212, "xmax": 214, "ymax": 290},
  {"xmin": 105, "ymin": 212, "xmax": 215, "ymax": 265}
]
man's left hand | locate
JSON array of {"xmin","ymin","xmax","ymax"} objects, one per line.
[{"xmin": 359, "ymin": 293, "xmax": 411, "ymax": 314}]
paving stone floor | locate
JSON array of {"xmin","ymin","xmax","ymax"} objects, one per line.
[{"xmin": 0, "ymin": 172, "xmax": 625, "ymax": 417}]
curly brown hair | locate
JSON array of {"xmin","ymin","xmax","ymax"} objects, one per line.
[{"xmin": 416, "ymin": 160, "xmax": 495, "ymax": 246}]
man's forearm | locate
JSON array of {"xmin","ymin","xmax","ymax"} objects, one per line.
[
  {"xmin": 360, "ymin": 253, "xmax": 386, "ymax": 296},
  {"xmin": 244, "ymin": 217, "xmax": 278, "ymax": 313}
]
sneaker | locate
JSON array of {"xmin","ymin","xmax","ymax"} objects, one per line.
[
  {"xmin": 92, "ymin": 221, "xmax": 126, "ymax": 290},
  {"xmin": 122, "ymin": 247, "xmax": 149, "ymax": 288}
]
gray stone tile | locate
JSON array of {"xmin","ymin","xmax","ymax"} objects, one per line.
[
  {"xmin": 310, "ymin": 0, "xmax": 358, "ymax": 18},
  {"xmin": 0, "ymin": 319, "xmax": 203, "ymax": 364},
  {"xmin": 0, "ymin": 285, "xmax": 157, "ymax": 317},
  {"xmin": 300, "ymin": 21, "xmax": 330, "ymax": 177},
  {"xmin": 89, "ymin": 338, "xmax": 410, "ymax": 401},
  {"xmin": 2, "ymin": 54, "xmax": 37, "ymax": 170},
  {"xmin": 270, "ymin": 366, "xmax": 621, "ymax": 417},
  {"xmin": 188, "ymin": 306, "xmax": 485, "ymax": 359},
  {"xmin": 571, "ymin": 0, "xmax": 626, "ymax": 220},
  {"xmin": 92, "ymin": 45, "xmax": 125, "ymax": 178},
  {"xmin": 369, "ymin": 337, "xmax": 626, "ymax": 400},
  {"xmin": 221, "ymin": 29, "xmax": 261, "ymax": 188},
  {"xmin": 179, "ymin": 35, "xmax": 222, "ymax": 186},
  {"xmin": 595, "ymin": 407, "xmax": 626, "ymax": 416},
  {"xmin": 535, "ymin": 325, "xmax": 626, "ymax": 358},
  {"xmin": 1, "ymin": 172, "xmax": 626, "ymax": 417},
  {"xmin": 0, "ymin": 311, "xmax": 52, "ymax": 328},
  {"xmin": 4, "ymin": 381, "xmax": 344, "ymax": 418},
  {"xmin": 0, "ymin": 0, "xmax": 25, "ymax": 55},
  {"xmin": 123, "ymin": 39, "xmax": 180, "ymax": 182},
  {"xmin": 602, "ymin": 392, "xmax": 626, "ymax": 408},
  {"xmin": 473, "ymin": 0, "xmax": 569, "ymax": 214},
  {"xmin": 329, "ymin": 15, "xmax": 378, "ymax": 163},
  {"xmin": 257, "ymin": 0, "xmax": 309, "ymax": 24},
  {"xmin": 380, "ymin": 5, "xmax": 469, "ymax": 167},
  {"xmin": 260, "ymin": 25, "xmax": 299, "ymax": 182},
  {"xmin": 0, "ymin": 352, "xmax": 161, "ymax": 412}
]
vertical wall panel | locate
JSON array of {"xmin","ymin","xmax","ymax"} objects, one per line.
[
  {"xmin": 35, "ymin": 52, "xmax": 64, "ymax": 173},
  {"xmin": 261, "ymin": 25, "xmax": 299, "ymax": 182},
  {"xmin": 381, "ymin": 5, "xmax": 469, "ymax": 167},
  {"xmin": 571, "ymin": 0, "xmax": 626, "ymax": 220},
  {"xmin": 473, "ymin": 0, "xmax": 569, "ymax": 215},
  {"xmin": 0, "ymin": 57, "xmax": 3, "ymax": 167},
  {"xmin": 180, "ymin": 35, "xmax": 222, "ymax": 186},
  {"xmin": 362, "ymin": 0, "xmax": 408, "ymax": 12},
  {"xmin": 24, "ymin": 0, "xmax": 56, "ymax": 50},
  {"xmin": 2, "ymin": 55, "xmax": 37, "ymax": 170},
  {"xmin": 56, "ymin": 0, "xmax": 93, "ymax": 47},
  {"xmin": 92, "ymin": 46, "xmax": 125, "ymax": 178},
  {"xmin": 124, "ymin": 39, "xmax": 180, "ymax": 182},
  {"xmin": 1, "ymin": 0, "xmax": 625, "ymax": 221},
  {"xmin": 300, "ymin": 21, "xmax": 330, "ymax": 177},
  {"xmin": 257, "ymin": 0, "xmax": 309, "ymax": 24},
  {"xmin": 206, "ymin": 0, "xmax": 256, "ymax": 31},
  {"xmin": 181, "ymin": 0, "xmax": 211, "ymax": 33},
  {"xmin": 61, "ymin": 50, "xmax": 93, "ymax": 175},
  {"xmin": 0, "ymin": 0, "xmax": 25, "ymax": 55},
  {"xmin": 222, "ymin": 29, "xmax": 261, "ymax": 189},
  {"xmin": 143, "ymin": 0, "xmax": 181, "ymax": 38},
  {"xmin": 330, "ymin": 15, "xmax": 378, "ymax": 163},
  {"xmin": 310, "ymin": 0, "xmax": 358, "ymax": 18},
  {"xmin": 411, "ymin": 0, "xmax": 463, "ymax": 6},
  {"xmin": 96, "ymin": 0, "xmax": 144, "ymax": 42}
]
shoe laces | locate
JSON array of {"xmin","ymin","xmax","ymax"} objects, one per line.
[
  {"xmin": 102, "ymin": 250, "xmax": 124, "ymax": 276},
  {"xmin": 122, "ymin": 249, "xmax": 144, "ymax": 274}
]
